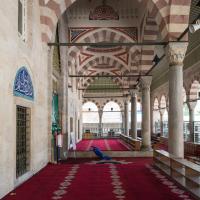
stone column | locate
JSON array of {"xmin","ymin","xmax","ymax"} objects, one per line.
[
  {"xmin": 124, "ymin": 99, "xmax": 129, "ymax": 136},
  {"xmin": 159, "ymin": 109, "xmax": 165, "ymax": 136},
  {"xmin": 121, "ymin": 112, "xmax": 125, "ymax": 133},
  {"xmin": 98, "ymin": 109, "xmax": 103, "ymax": 135},
  {"xmin": 188, "ymin": 101, "xmax": 197, "ymax": 142},
  {"xmin": 58, "ymin": 16, "xmax": 70, "ymax": 159},
  {"xmin": 150, "ymin": 94, "xmax": 154, "ymax": 135},
  {"xmin": 130, "ymin": 90, "xmax": 137, "ymax": 139},
  {"xmin": 167, "ymin": 42, "xmax": 188, "ymax": 158},
  {"xmin": 140, "ymin": 76, "xmax": 152, "ymax": 151}
]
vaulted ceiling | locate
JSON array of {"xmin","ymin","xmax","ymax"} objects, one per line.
[
  {"xmin": 65, "ymin": 0, "xmax": 158, "ymax": 95},
  {"xmin": 41, "ymin": 0, "xmax": 192, "ymax": 98}
]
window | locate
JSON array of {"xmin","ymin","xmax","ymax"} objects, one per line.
[
  {"xmin": 16, "ymin": 106, "xmax": 31, "ymax": 178},
  {"xmin": 18, "ymin": 0, "xmax": 26, "ymax": 41},
  {"xmin": 82, "ymin": 102, "xmax": 99, "ymax": 123},
  {"xmin": 102, "ymin": 101, "xmax": 122, "ymax": 123}
]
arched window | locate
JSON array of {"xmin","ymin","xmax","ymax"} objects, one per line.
[
  {"xmin": 183, "ymin": 104, "xmax": 189, "ymax": 121},
  {"xmin": 163, "ymin": 109, "xmax": 168, "ymax": 137},
  {"xmin": 153, "ymin": 98, "xmax": 160, "ymax": 134},
  {"xmin": 159, "ymin": 95, "xmax": 168, "ymax": 136},
  {"xmin": 102, "ymin": 101, "xmax": 122, "ymax": 123},
  {"xmin": 160, "ymin": 95, "xmax": 166, "ymax": 109},
  {"xmin": 193, "ymin": 83, "xmax": 200, "ymax": 143},
  {"xmin": 194, "ymin": 100, "xmax": 200, "ymax": 121},
  {"xmin": 82, "ymin": 102, "xmax": 99, "ymax": 123},
  {"xmin": 192, "ymin": 81, "xmax": 200, "ymax": 121}
]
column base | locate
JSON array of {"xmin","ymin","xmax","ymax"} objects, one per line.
[{"xmin": 141, "ymin": 145, "xmax": 153, "ymax": 152}]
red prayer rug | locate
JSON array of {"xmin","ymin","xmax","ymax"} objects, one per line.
[
  {"xmin": 76, "ymin": 139, "xmax": 131, "ymax": 151},
  {"xmin": 2, "ymin": 158, "xmax": 195, "ymax": 200}
]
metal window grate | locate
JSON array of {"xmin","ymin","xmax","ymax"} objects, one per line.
[{"xmin": 16, "ymin": 106, "xmax": 30, "ymax": 178}]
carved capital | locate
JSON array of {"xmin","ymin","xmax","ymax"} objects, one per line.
[
  {"xmin": 140, "ymin": 76, "xmax": 152, "ymax": 90},
  {"xmin": 166, "ymin": 42, "xmax": 188, "ymax": 66},
  {"xmin": 187, "ymin": 101, "xmax": 197, "ymax": 111},
  {"xmin": 130, "ymin": 89, "xmax": 138, "ymax": 97},
  {"xmin": 98, "ymin": 109, "xmax": 103, "ymax": 116},
  {"xmin": 124, "ymin": 98, "xmax": 129, "ymax": 105}
]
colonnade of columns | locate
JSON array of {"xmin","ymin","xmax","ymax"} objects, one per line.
[{"xmin": 122, "ymin": 42, "xmax": 188, "ymax": 158}]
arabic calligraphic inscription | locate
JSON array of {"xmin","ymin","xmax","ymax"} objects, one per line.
[{"xmin": 13, "ymin": 67, "xmax": 34, "ymax": 101}]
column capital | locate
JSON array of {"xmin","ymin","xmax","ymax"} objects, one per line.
[
  {"xmin": 166, "ymin": 42, "xmax": 188, "ymax": 66},
  {"xmin": 123, "ymin": 98, "xmax": 129, "ymax": 104},
  {"xmin": 187, "ymin": 101, "xmax": 197, "ymax": 111},
  {"xmin": 98, "ymin": 109, "xmax": 103, "ymax": 114},
  {"xmin": 140, "ymin": 76, "xmax": 152, "ymax": 90},
  {"xmin": 130, "ymin": 89, "xmax": 138, "ymax": 97}
]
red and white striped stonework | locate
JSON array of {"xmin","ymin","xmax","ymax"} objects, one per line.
[
  {"xmin": 140, "ymin": 17, "xmax": 158, "ymax": 74},
  {"xmin": 147, "ymin": 0, "xmax": 191, "ymax": 41},
  {"xmin": 39, "ymin": 0, "xmax": 191, "ymax": 43},
  {"xmin": 39, "ymin": 0, "xmax": 75, "ymax": 43}
]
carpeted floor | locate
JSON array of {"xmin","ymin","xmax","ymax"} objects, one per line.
[
  {"xmin": 76, "ymin": 139, "xmax": 131, "ymax": 151},
  {"xmin": 3, "ymin": 158, "xmax": 195, "ymax": 200}
]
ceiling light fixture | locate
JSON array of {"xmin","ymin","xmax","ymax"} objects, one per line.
[{"xmin": 189, "ymin": 19, "xmax": 200, "ymax": 33}]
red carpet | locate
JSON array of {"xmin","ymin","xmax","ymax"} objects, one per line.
[
  {"xmin": 3, "ymin": 158, "xmax": 195, "ymax": 200},
  {"xmin": 76, "ymin": 139, "xmax": 130, "ymax": 151}
]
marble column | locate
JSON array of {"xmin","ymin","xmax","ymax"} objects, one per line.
[
  {"xmin": 98, "ymin": 109, "xmax": 103, "ymax": 135},
  {"xmin": 58, "ymin": 15, "xmax": 71, "ymax": 159},
  {"xmin": 188, "ymin": 101, "xmax": 197, "ymax": 142},
  {"xmin": 150, "ymin": 94, "xmax": 154, "ymax": 135},
  {"xmin": 167, "ymin": 42, "xmax": 188, "ymax": 158},
  {"xmin": 124, "ymin": 99, "xmax": 129, "ymax": 136},
  {"xmin": 159, "ymin": 109, "xmax": 165, "ymax": 136},
  {"xmin": 121, "ymin": 112, "xmax": 125, "ymax": 133},
  {"xmin": 140, "ymin": 76, "xmax": 152, "ymax": 150},
  {"xmin": 130, "ymin": 90, "xmax": 137, "ymax": 139}
]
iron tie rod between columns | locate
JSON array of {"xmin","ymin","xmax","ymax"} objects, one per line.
[{"xmin": 48, "ymin": 41, "xmax": 188, "ymax": 47}]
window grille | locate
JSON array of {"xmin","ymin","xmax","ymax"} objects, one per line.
[
  {"xmin": 16, "ymin": 106, "xmax": 30, "ymax": 178},
  {"xmin": 18, "ymin": 0, "xmax": 27, "ymax": 41}
]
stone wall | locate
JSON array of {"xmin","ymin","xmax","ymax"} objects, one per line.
[{"xmin": 0, "ymin": 1, "xmax": 50, "ymax": 198}]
